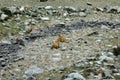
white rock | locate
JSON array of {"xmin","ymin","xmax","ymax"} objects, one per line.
[
  {"xmin": 52, "ymin": 53, "xmax": 61, "ymax": 61},
  {"xmin": 63, "ymin": 12, "xmax": 68, "ymax": 17},
  {"xmin": 99, "ymin": 53, "xmax": 114, "ymax": 63},
  {"xmin": 68, "ymin": 72, "xmax": 86, "ymax": 80},
  {"xmin": 0, "ymin": 13, "xmax": 8, "ymax": 20},
  {"xmin": 45, "ymin": 6, "xmax": 53, "ymax": 10},
  {"xmin": 40, "ymin": 17, "xmax": 50, "ymax": 21},
  {"xmin": 79, "ymin": 12, "xmax": 87, "ymax": 17},
  {"xmin": 25, "ymin": 65, "xmax": 43, "ymax": 76},
  {"xmin": 1, "ymin": 40, "xmax": 11, "ymax": 44},
  {"xmin": 101, "ymin": 25, "xmax": 110, "ymax": 29},
  {"xmin": 64, "ymin": 78, "xmax": 73, "ymax": 80},
  {"xmin": 19, "ymin": 6, "xmax": 25, "ymax": 12}
]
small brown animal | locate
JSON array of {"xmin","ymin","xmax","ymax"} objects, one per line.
[
  {"xmin": 57, "ymin": 34, "xmax": 67, "ymax": 42},
  {"xmin": 51, "ymin": 40, "xmax": 60, "ymax": 49}
]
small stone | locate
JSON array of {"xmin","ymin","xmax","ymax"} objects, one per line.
[
  {"xmin": 45, "ymin": 66, "xmax": 53, "ymax": 71},
  {"xmin": 1, "ymin": 40, "xmax": 11, "ymax": 44},
  {"xmin": 40, "ymin": 17, "xmax": 50, "ymax": 21},
  {"xmin": 9, "ymin": 6, "xmax": 17, "ymax": 14},
  {"xmin": 24, "ymin": 65, "xmax": 44, "ymax": 77},
  {"xmin": 52, "ymin": 53, "xmax": 61, "ymax": 61},
  {"xmin": 79, "ymin": 12, "xmax": 87, "ymax": 17},
  {"xmin": 0, "ymin": 13, "xmax": 8, "ymax": 20},
  {"xmin": 69, "ymin": 13, "xmax": 78, "ymax": 16},
  {"xmin": 86, "ymin": 2, "xmax": 92, "ymax": 6},
  {"xmin": 63, "ymin": 12, "xmax": 68, "ymax": 17},
  {"xmin": 102, "ymin": 68, "xmax": 114, "ymax": 79},
  {"xmin": 64, "ymin": 78, "xmax": 73, "ymax": 80},
  {"xmin": 96, "ymin": 7, "xmax": 104, "ymax": 12},
  {"xmin": 102, "ymin": 52, "xmax": 115, "ymax": 58},
  {"xmin": 113, "ymin": 73, "xmax": 120, "ymax": 76},
  {"xmin": 19, "ymin": 6, "xmax": 25, "ymax": 12},
  {"xmin": 101, "ymin": 25, "xmax": 110, "ymax": 29},
  {"xmin": 59, "ymin": 66, "xmax": 66, "ymax": 71},
  {"xmin": 99, "ymin": 55, "xmax": 114, "ymax": 63},
  {"xmin": 15, "ymin": 17, "xmax": 21, "ymax": 22},
  {"xmin": 85, "ymin": 8, "xmax": 94, "ymax": 14},
  {"xmin": 68, "ymin": 72, "xmax": 86, "ymax": 80},
  {"xmin": 45, "ymin": 6, "xmax": 53, "ymax": 10},
  {"xmin": 61, "ymin": 46, "xmax": 67, "ymax": 51}
]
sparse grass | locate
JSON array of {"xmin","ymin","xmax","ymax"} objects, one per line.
[
  {"xmin": 0, "ymin": 21, "xmax": 20, "ymax": 39},
  {"xmin": 114, "ymin": 75, "xmax": 120, "ymax": 80}
]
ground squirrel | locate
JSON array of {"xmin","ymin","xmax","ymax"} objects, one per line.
[
  {"xmin": 57, "ymin": 34, "xmax": 67, "ymax": 42},
  {"xmin": 51, "ymin": 34, "xmax": 67, "ymax": 49},
  {"xmin": 51, "ymin": 40, "xmax": 60, "ymax": 49}
]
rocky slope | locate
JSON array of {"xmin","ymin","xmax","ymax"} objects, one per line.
[{"xmin": 0, "ymin": 0, "xmax": 120, "ymax": 80}]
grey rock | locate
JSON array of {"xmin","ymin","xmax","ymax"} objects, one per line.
[
  {"xmin": 102, "ymin": 68, "xmax": 115, "ymax": 79},
  {"xmin": 61, "ymin": 46, "xmax": 67, "ymax": 51},
  {"xmin": 28, "ymin": 19, "xmax": 37, "ymax": 25},
  {"xmin": 113, "ymin": 73, "xmax": 120, "ymax": 76},
  {"xmin": 97, "ymin": 52, "xmax": 115, "ymax": 63},
  {"xmin": 19, "ymin": 6, "xmax": 25, "ymax": 12},
  {"xmin": 101, "ymin": 25, "xmax": 110, "ymax": 29},
  {"xmin": 63, "ymin": 12, "xmax": 69, "ymax": 17},
  {"xmin": 104, "ymin": 5, "xmax": 120, "ymax": 13},
  {"xmin": 24, "ymin": 65, "xmax": 44, "ymax": 77},
  {"xmin": 9, "ymin": 6, "xmax": 17, "ymax": 14},
  {"xmin": 1, "ymin": 61, "xmax": 6, "ymax": 67},
  {"xmin": 68, "ymin": 72, "xmax": 86, "ymax": 80},
  {"xmin": 52, "ymin": 53, "xmax": 61, "ymax": 61},
  {"xmin": 45, "ymin": 66, "xmax": 53, "ymax": 71},
  {"xmin": 74, "ymin": 61, "xmax": 88, "ymax": 68},
  {"xmin": 58, "ymin": 6, "xmax": 62, "ymax": 9},
  {"xmin": 59, "ymin": 66, "xmax": 66, "ymax": 71},
  {"xmin": 79, "ymin": 12, "xmax": 87, "ymax": 17},
  {"xmin": 64, "ymin": 6, "xmax": 78, "ymax": 13},
  {"xmin": 0, "ymin": 13, "xmax": 8, "ymax": 20},
  {"xmin": 69, "ymin": 13, "xmax": 78, "ymax": 16},
  {"xmin": 99, "ymin": 55, "xmax": 114, "ymax": 63},
  {"xmin": 104, "ymin": 4, "xmax": 111, "ymax": 12},
  {"xmin": 96, "ymin": 7, "xmax": 104, "ymax": 12},
  {"xmin": 0, "ymin": 40, "xmax": 11, "ymax": 44},
  {"xmin": 64, "ymin": 78, "xmax": 73, "ymax": 80},
  {"xmin": 86, "ymin": 2, "xmax": 92, "ymax": 6},
  {"xmin": 15, "ymin": 17, "xmax": 21, "ymax": 22},
  {"xmin": 102, "ymin": 52, "xmax": 115, "ymax": 58},
  {"xmin": 16, "ymin": 38, "xmax": 28, "ymax": 46},
  {"xmin": 85, "ymin": 8, "xmax": 94, "ymax": 14},
  {"xmin": 45, "ymin": 6, "xmax": 54, "ymax": 10},
  {"xmin": 55, "ymin": 22, "xmax": 65, "ymax": 27},
  {"xmin": 40, "ymin": 17, "xmax": 50, "ymax": 21}
]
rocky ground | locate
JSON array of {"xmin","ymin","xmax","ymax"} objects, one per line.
[{"xmin": 0, "ymin": 0, "xmax": 120, "ymax": 80}]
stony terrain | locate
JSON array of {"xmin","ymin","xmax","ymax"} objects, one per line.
[{"xmin": 0, "ymin": 0, "xmax": 120, "ymax": 80}]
